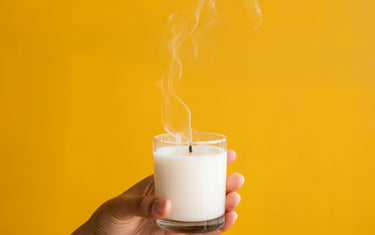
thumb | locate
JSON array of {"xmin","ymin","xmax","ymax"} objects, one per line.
[{"xmin": 108, "ymin": 195, "xmax": 172, "ymax": 219}]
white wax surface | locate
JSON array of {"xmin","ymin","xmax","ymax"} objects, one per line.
[{"xmin": 153, "ymin": 145, "xmax": 227, "ymax": 221}]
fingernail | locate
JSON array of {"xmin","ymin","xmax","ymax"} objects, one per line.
[
  {"xmin": 153, "ymin": 199, "xmax": 165, "ymax": 217},
  {"xmin": 233, "ymin": 212, "xmax": 238, "ymax": 221},
  {"xmin": 237, "ymin": 193, "xmax": 241, "ymax": 203}
]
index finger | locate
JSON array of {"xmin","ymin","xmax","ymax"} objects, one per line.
[{"xmin": 227, "ymin": 150, "xmax": 236, "ymax": 165}]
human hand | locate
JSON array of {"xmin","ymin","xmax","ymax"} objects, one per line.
[{"xmin": 72, "ymin": 150, "xmax": 244, "ymax": 235}]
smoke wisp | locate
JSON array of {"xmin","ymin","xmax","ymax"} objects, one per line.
[{"xmin": 160, "ymin": 0, "xmax": 262, "ymax": 143}]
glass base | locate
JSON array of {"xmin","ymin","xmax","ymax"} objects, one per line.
[{"xmin": 156, "ymin": 214, "xmax": 225, "ymax": 234}]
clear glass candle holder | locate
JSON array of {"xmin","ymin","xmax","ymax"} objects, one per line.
[{"xmin": 153, "ymin": 132, "xmax": 227, "ymax": 234}]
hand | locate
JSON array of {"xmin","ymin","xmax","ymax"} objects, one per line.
[{"xmin": 72, "ymin": 150, "xmax": 244, "ymax": 235}]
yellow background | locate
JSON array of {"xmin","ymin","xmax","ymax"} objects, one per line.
[{"xmin": 1, "ymin": 0, "xmax": 375, "ymax": 234}]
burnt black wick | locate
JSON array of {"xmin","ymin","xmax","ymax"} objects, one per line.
[{"xmin": 189, "ymin": 145, "xmax": 193, "ymax": 153}]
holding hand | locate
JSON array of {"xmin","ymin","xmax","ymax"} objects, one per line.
[{"xmin": 72, "ymin": 150, "xmax": 244, "ymax": 235}]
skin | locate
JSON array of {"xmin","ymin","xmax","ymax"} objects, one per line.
[{"xmin": 72, "ymin": 150, "xmax": 244, "ymax": 235}]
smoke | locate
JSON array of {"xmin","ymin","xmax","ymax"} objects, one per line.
[
  {"xmin": 160, "ymin": 0, "xmax": 262, "ymax": 143},
  {"xmin": 244, "ymin": 0, "xmax": 263, "ymax": 30}
]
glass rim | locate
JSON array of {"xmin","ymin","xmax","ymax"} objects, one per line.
[{"xmin": 153, "ymin": 132, "xmax": 227, "ymax": 145}]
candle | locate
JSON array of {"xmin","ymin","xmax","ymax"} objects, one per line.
[
  {"xmin": 153, "ymin": 133, "xmax": 227, "ymax": 233},
  {"xmin": 154, "ymin": 145, "xmax": 226, "ymax": 221}
]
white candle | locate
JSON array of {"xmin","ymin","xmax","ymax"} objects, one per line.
[{"xmin": 154, "ymin": 145, "xmax": 227, "ymax": 222}]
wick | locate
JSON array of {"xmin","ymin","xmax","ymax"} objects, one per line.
[{"xmin": 189, "ymin": 145, "xmax": 193, "ymax": 153}]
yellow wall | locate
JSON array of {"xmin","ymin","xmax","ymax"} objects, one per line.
[{"xmin": 1, "ymin": 0, "xmax": 375, "ymax": 234}]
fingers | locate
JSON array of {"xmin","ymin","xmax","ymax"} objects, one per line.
[
  {"xmin": 221, "ymin": 173, "xmax": 242, "ymax": 232},
  {"xmin": 225, "ymin": 192, "xmax": 241, "ymax": 212},
  {"xmin": 226, "ymin": 172, "xmax": 245, "ymax": 194},
  {"xmin": 219, "ymin": 152, "xmax": 241, "ymax": 232},
  {"xmin": 219, "ymin": 211, "xmax": 238, "ymax": 233},
  {"xmin": 109, "ymin": 195, "xmax": 172, "ymax": 220},
  {"xmin": 227, "ymin": 150, "xmax": 236, "ymax": 165}
]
